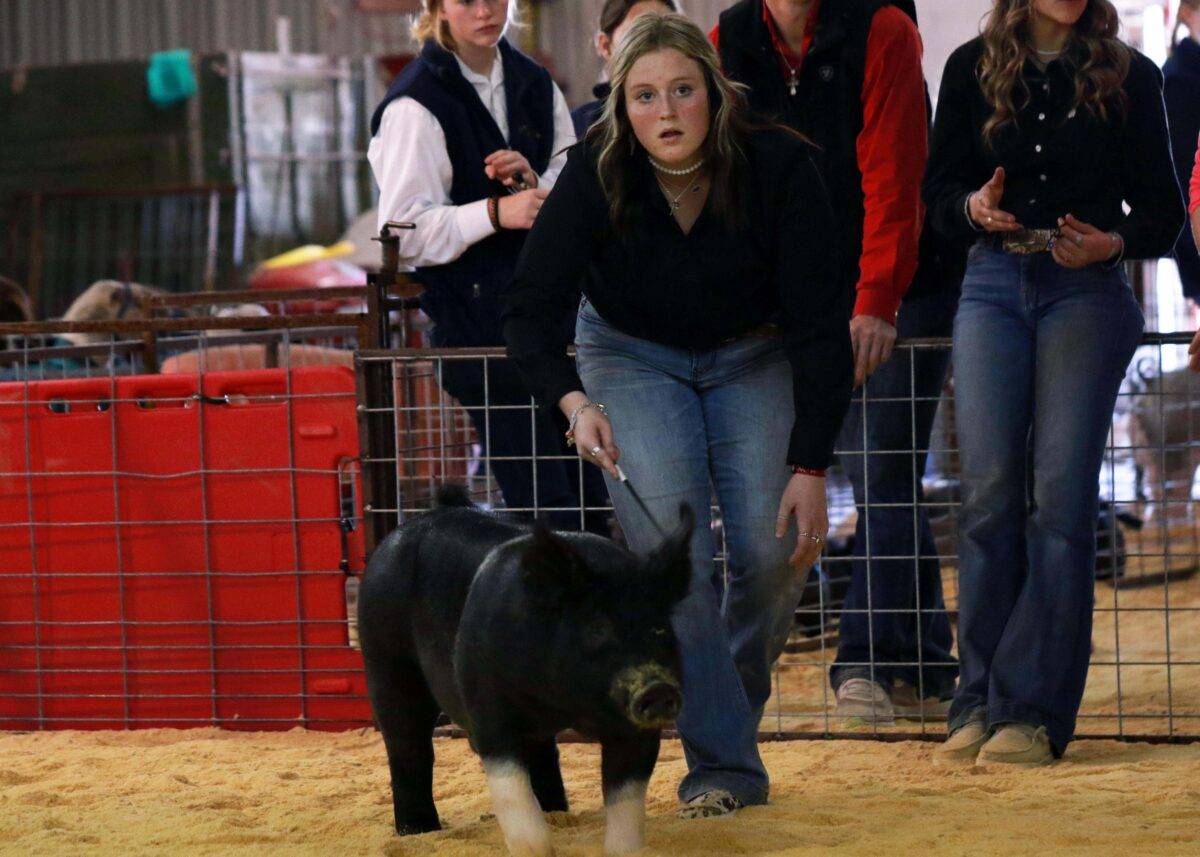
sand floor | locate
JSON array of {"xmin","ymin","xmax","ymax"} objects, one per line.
[{"xmin": 2, "ymin": 728, "xmax": 1199, "ymax": 857}]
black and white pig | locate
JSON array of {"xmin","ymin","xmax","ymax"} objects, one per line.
[{"xmin": 358, "ymin": 490, "xmax": 694, "ymax": 856}]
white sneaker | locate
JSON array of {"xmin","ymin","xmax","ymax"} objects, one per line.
[{"xmin": 835, "ymin": 677, "xmax": 895, "ymax": 725}]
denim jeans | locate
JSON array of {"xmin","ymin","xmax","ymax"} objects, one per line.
[
  {"xmin": 948, "ymin": 243, "xmax": 1144, "ymax": 756},
  {"xmin": 831, "ymin": 288, "xmax": 959, "ymax": 700},
  {"xmin": 436, "ymin": 356, "xmax": 610, "ymax": 534},
  {"xmin": 574, "ymin": 299, "xmax": 803, "ymax": 806}
]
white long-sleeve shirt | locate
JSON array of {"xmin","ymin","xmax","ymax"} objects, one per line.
[{"xmin": 368, "ymin": 51, "xmax": 575, "ymax": 269}]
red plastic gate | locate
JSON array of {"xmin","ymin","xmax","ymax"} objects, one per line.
[{"xmin": 0, "ymin": 366, "xmax": 371, "ymax": 730}]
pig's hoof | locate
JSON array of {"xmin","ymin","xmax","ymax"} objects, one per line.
[
  {"xmin": 676, "ymin": 789, "xmax": 743, "ymax": 819},
  {"xmin": 395, "ymin": 818, "xmax": 441, "ymax": 835}
]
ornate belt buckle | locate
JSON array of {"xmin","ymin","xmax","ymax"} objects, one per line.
[{"xmin": 1002, "ymin": 228, "xmax": 1057, "ymax": 255}]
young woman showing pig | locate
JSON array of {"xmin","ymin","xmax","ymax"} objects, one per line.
[{"xmin": 504, "ymin": 13, "xmax": 852, "ymax": 819}]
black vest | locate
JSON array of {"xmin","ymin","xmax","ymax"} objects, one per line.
[
  {"xmin": 718, "ymin": 0, "xmax": 961, "ymax": 300},
  {"xmin": 371, "ymin": 39, "xmax": 556, "ymax": 346}
]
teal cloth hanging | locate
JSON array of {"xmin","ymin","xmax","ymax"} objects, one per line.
[{"xmin": 146, "ymin": 50, "xmax": 196, "ymax": 108}]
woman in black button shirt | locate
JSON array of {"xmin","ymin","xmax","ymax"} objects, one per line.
[
  {"xmin": 923, "ymin": 0, "xmax": 1184, "ymax": 766},
  {"xmin": 504, "ymin": 14, "xmax": 852, "ymax": 817}
]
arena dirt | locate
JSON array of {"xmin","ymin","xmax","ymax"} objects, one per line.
[{"xmin": 2, "ymin": 728, "xmax": 1198, "ymax": 856}]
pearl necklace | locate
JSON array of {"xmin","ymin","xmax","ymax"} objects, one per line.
[{"xmin": 649, "ymin": 156, "xmax": 704, "ymax": 176}]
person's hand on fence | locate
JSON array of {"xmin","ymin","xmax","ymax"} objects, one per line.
[
  {"xmin": 485, "ymin": 149, "xmax": 537, "ymax": 189},
  {"xmin": 968, "ymin": 168, "xmax": 1022, "ymax": 233},
  {"xmin": 850, "ymin": 315, "xmax": 897, "ymax": 386},
  {"xmin": 1052, "ymin": 214, "xmax": 1121, "ymax": 269},
  {"xmin": 498, "ymin": 188, "xmax": 550, "ymax": 230},
  {"xmin": 775, "ymin": 472, "xmax": 828, "ymax": 571}
]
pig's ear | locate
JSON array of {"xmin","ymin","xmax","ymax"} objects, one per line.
[
  {"xmin": 645, "ymin": 503, "xmax": 694, "ymax": 606},
  {"xmin": 520, "ymin": 523, "xmax": 591, "ymax": 599}
]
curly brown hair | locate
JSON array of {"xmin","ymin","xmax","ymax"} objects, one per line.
[{"xmin": 979, "ymin": 0, "xmax": 1130, "ymax": 145}]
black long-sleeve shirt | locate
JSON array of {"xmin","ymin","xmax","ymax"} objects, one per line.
[
  {"xmin": 923, "ymin": 38, "xmax": 1184, "ymax": 260},
  {"xmin": 502, "ymin": 130, "xmax": 853, "ymax": 470}
]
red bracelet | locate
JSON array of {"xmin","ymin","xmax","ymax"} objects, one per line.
[
  {"xmin": 791, "ymin": 465, "xmax": 827, "ymax": 478},
  {"xmin": 487, "ymin": 196, "xmax": 503, "ymax": 232}
]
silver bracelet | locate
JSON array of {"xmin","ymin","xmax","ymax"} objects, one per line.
[{"xmin": 567, "ymin": 400, "xmax": 607, "ymax": 435}]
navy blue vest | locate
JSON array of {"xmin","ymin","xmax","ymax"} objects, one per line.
[{"xmin": 372, "ymin": 39, "xmax": 555, "ymax": 346}]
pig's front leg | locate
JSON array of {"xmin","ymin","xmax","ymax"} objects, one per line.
[
  {"xmin": 482, "ymin": 755, "xmax": 555, "ymax": 857},
  {"xmin": 600, "ymin": 732, "xmax": 660, "ymax": 855}
]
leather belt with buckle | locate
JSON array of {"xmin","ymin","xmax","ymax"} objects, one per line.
[{"xmin": 1001, "ymin": 228, "xmax": 1059, "ymax": 254}]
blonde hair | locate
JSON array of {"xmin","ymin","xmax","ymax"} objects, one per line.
[
  {"xmin": 411, "ymin": 0, "xmax": 518, "ymax": 52},
  {"xmin": 592, "ymin": 13, "xmax": 756, "ymax": 232},
  {"xmin": 979, "ymin": 0, "xmax": 1129, "ymax": 146}
]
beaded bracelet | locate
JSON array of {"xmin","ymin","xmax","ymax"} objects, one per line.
[{"xmin": 487, "ymin": 196, "xmax": 503, "ymax": 232}]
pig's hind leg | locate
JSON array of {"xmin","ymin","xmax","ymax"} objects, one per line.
[
  {"xmin": 365, "ymin": 657, "xmax": 442, "ymax": 835},
  {"xmin": 600, "ymin": 732, "xmax": 660, "ymax": 855},
  {"xmin": 522, "ymin": 738, "xmax": 568, "ymax": 813}
]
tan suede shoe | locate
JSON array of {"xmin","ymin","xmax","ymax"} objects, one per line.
[
  {"xmin": 933, "ymin": 711, "xmax": 990, "ymax": 766},
  {"xmin": 976, "ymin": 723, "xmax": 1054, "ymax": 767}
]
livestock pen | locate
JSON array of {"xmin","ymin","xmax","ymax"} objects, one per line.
[{"xmin": 2, "ymin": 302, "xmax": 1199, "ymax": 855}]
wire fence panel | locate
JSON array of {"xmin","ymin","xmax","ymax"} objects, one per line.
[
  {"xmin": 0, "ymin": 318, "xmax": 369, "ymax": 730},
  {"xmin": 358, "ymin": 334, "xmax": 1200, "ymax": 743},
  {"xmin": 3, "ymin": 322, "xmax": 1198, "ymax": 740}
]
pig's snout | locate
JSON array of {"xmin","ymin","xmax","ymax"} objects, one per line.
[
  {"xmin": 612, "ymin": 664, "xmax": 682, "ymax": 729},
  {"xmin": 631, "ymin": 681, "xmax": 681, "ymax": 726}
]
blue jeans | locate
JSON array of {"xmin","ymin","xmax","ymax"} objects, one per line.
[
  {"xmin": 574, "ymin": 300, "xmax": 803, "ymax": 806},
  {"xmin": 831, "ymin": 288, "xmax": 959, "ymax": 700},
  {"xmin": 948, "ymin": 243, "xmax": 1144, "ymax": 756}
]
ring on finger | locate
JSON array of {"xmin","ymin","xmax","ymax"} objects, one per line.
[
  {"xmin": 1074, "ymin": 234, "xmax": 1083, "ymax": 247},
  {"xmin": 590, "ymin": 446, "xmax": 602, "ymax": 457}
]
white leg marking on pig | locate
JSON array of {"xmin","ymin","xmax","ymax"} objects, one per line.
[
  {"xmin": 604, "ymin": 779, "xmax": 648, "ymax": 855},
  {"xmin": 483, "ymin": 759, "xmax": 554, "ymax": 857}
]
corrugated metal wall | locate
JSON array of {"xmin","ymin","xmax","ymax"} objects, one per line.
[
  {"xmin": 1, "ymin": 0, "xmax": 1094, "ymax": 109},
  {"xmin": 0, "ymin": 0, "xmax": 415, "ymax": 69}
]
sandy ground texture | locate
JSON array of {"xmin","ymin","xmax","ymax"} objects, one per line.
[{"xmin": 2, "ymin": 729, "xmax": 1199, "ymax": 857}]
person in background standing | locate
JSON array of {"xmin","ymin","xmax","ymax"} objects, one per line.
[
  {"xmin": 712, "ymin": 0, "xmax": 962, "ymax": 725},
  {"xmin": 572, "ymin": 0, "xmax": 681, "ymax": 137},
  {"xmin": 368, "ymin": 0, "xmax": 608, "ymax": 532},
  {"xmin": 924, "ymin": 0, "xmax": 1183, "ymax": 766},
  {"xmin": 1165, "ymin": 0, "xmax": 1200, "ymax": 302}
]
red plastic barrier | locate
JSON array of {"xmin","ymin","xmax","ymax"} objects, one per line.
[{"xmin": 0, "ymin": 366, "xmax": 370, "ymax": 731}]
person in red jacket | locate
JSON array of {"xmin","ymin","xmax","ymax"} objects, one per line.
[
  {"xmin": 712, "ymin": 0, "xmax": 962, "ymax": 724},
  {"xmin": 1189, "ymin": 137, "xmax": 1200, "ymax": 372}
]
